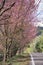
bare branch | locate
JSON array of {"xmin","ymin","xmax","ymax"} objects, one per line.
[
  {"xmin": 17, "ymin": 0, "xmax": 24, "ymax": 19},
  {"xmin": 0, "ymin": 22, "xmax": 13, "ymax": 25},
  {"xmin": 0, "ymin": 0, "xmax": 6, "ymax": 11},
  {"xmin": 0, "ymin": 15, "xmax": 10, "ymax": 21},
  {"xmin": 0, "ymin": 2, "xmax": 16, "ymax": 16},
  {"xmin": 0, "ymin": 28, "xmax": 4, "ymax": 36}
]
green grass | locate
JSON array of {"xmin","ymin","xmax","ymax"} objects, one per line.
[
  {"xmin": 12, "ymin": 60, "xmax": 29, "ymax": 65},
  {"xmin": 6, "ymin": 54, "xmax": 30, "ymax": 65},
  {"xmin": 0, "ymin": 48, "xmax": 31, "ymax": 65},
  {"xmin": 0, "ymin": 61, "xmax": 2, "ymax": 65},
  {"xmin": 0, "ymin": 54, "xmax": 30, "ymax": 65}
]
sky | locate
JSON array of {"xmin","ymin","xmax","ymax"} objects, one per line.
[
  {"xmin": 38, "ymin": 0, "xmax": 43, "ymax": 20},
  {"xmin": 35, "ymin": 0, "xmax": 43, "ymax": 27}
]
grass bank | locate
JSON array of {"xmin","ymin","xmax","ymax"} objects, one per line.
[{"xmin": 0, "ymin": 53, "xmax": 31, "ymax": 65}]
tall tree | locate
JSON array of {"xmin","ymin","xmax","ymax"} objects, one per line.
[
  {"xmin": 0, "ymin": 0, "xmax": 16, "ymax": 64},
  {"xmin": 0, "ymin": 0, "xmax": 41, "ymax": 64}
]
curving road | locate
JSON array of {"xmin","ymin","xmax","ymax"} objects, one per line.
[{"xmin": 29, "ymin": 53, "xmax": 43, "ymax": 65}]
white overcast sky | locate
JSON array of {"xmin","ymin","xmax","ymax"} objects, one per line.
[
  {"xmin": 37, "ymin": 0, "xmax": 43, "ymax": 20},
  {"xmin": 35, "ymin": 0, "xmax": 43, "ymax": 27}
]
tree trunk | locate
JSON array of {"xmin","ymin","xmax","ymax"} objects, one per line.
[{"xmin": 3, "ymin": 49, "xmax": 6, "ymax": 65}]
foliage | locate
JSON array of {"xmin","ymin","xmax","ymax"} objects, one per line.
[{"xmin": 35, "ymin": 35, "xmax": 43, "ymax": 52}]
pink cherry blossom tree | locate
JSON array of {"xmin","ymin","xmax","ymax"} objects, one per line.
[{"xmin": 0, "ymin": 0, "xmax": 41, "ymax": 64}]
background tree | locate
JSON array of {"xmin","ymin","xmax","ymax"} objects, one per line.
[{"xmin": 11, "ymin": 0, "xmax": 41, "ymax": 54}]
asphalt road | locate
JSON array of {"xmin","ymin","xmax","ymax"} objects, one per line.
[{"xmin": 29, "ymin": 53, "xmax": 43, "ymax": 65}]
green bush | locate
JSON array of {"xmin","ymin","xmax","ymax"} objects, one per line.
[{"xmin": 35, "ymin": 36, "xmax": 43, "ymax": 52}]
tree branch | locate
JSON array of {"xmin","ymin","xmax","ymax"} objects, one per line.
[
  {"xmin": 0, "ymin": 0, "xmax": 6, "ymax": 11},
  {"xmin": 0, "ymin": 2, "xmax": 16, "ymax": 16},
  {"xmin": 0, "ymin": 28, "xmax": 5, "ymax": 36},
  {"xmin": 0, "ymin": 22, "xmax": 13, "ymax": 25}
]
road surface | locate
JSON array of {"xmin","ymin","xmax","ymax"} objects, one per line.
[{"xmin": 29, "ymin": 53, "xmax": 43, "ymax": 65}]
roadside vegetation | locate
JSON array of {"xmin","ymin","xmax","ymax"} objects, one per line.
[{"xmin": 35, "ymin": 34, "xmax": 43, "ymax": 52}]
